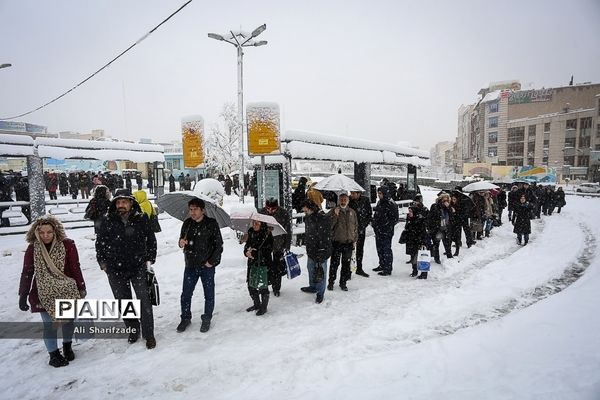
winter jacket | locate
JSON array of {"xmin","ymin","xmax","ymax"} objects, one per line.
[
  {"xmin": 508, "ymin": 189, "xmax": 519, "ymax": 211},
  {"xmin": 244, "ymin": 225, "xmax": 274, "ymax": 281},
  {"xmin": 259, "ymin": 206, "xmax": 292, "ymax": 253},
  {"xmin": 427, "ymin": 201, "xmax": 454, "ymax": 235},
  {"xmin": 497, "ymin": 190, "xmax": 507, "ymax": 209},
  {"xmin": 372, "ymin": 187, "xmax": 399, "ymax": 237},
  {"xmin": 292, "ymin": 183, "xmax": 307, "ymax": 212},
  {"xmin": 307, "ymin": 187, "xmax": 324, "ymax": 210},
  {"xmin": 512, "ymin": 202, "xmax": 532, "ymax": 234},
  {"xmin": 329, "ymin": 206, "xmax": 358, "ymax": 244},
  {"xmin": 349, "ymin": 195, "xmax": 373, "ymax": 233},
  {"xmin": 19, "ymin": 239, "xmax": 86, "ymax": 313},
  {"xmin": 304, "ymin": 211, "xmax": 332, "ymax": 262},
  {"xmin": 555, "ymin": 190, "xmax": 566, "ymax": 207},
  {"xmin": 402, "ymin": 213, "xmax": 429, "ymax": 256},
  {"xmin": 95, "ymin": 200, "xmax": 157, "ymax": 271},
  {"xmin": 543, "ymin": 189, "xmax": 556, "ymax": 208},
  {"xmin": 47, "ymin": 174, "xmax": 58, "ymax": 192},
  {"xmin": 179, "ymin": 216, "xmax": 223, "ymax": 268}
]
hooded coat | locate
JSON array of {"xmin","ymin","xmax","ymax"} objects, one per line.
[
  {"xmin": 95, "ymin": 197, "xmax": 157, "ymax": 271},
  {"xmin": 133, "ymin": 190, "xmax": 155, "ymax": 217}
]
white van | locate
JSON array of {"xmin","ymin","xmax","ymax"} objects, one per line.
[{"xmin": 575, "ymin": 182, "xmax": 600, "ymax": 193}]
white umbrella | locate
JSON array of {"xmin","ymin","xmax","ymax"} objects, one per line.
[
  {"xmin": 313, "ymin": 174, "xmax": 365, "ymax": 193},
  {"xmin": 155, "ymin": 192, "xmax": 231, "ymax": 228},
  {"xmin": 462, "ymin": 181, "xmax": 500, "ymax": 192},
  {"xmin": 230, "ymin": 210, "xmax": 287, "ymax": 236}
]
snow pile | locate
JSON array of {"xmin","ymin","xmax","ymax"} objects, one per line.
[
  {"xmin": 193, "ymin": 178, "xmax": 225, "ymax": 204},
  {"xmin": 0, "ymin": 134, "xmax": 35, "ymax": 156}
]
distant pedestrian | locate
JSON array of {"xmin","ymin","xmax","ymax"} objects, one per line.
[
  {"xmin": 555, "ymin": 187, "xmax": 566, "ymax": 213},
  {"xmin": 512, "ymin": 194, "xmax": 532, "ymax": 245}
]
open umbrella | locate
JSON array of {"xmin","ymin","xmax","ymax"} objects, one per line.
[
  {"xmin": 155, "ymin": 191, "xmax": 231, "ymax": 228},
  {"xmin": 462, "ymin": 181, "xmax": 499, "ymax": 192},
  {"xmin": 313, "ymin": 174, "xmax": 365, "ymax": 193},
  {"xmin": 230, "ymin": 210, "xmax": 287, "ymax": 236}
]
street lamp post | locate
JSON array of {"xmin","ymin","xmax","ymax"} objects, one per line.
[{"xmin": 208, "ymin": 24, "xmax": 268, "ymax": 203}]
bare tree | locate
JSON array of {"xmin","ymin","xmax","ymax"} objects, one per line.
[{"xmin": 204, "ymin": 102, "xmax": 241, "ymax": 177}]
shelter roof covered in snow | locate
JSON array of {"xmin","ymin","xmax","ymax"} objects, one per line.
[{"xmin": 280, "ymin": 130, "xmax": 430, "ymax": 167}]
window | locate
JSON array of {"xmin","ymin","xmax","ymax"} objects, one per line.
[
  {"xmin": 578, "ymin": 156, "xmax": 589, "ymax": 167},
  {"xmin": 508, "ymin": 127, "xmax": 525, "ymax": 142},
  {"xmin": 528, "ymin": 125, "xmax": 536, "ymax": 137},
  {"xmin": 542, "ymin": 156, "xmax": 549, "ymax": 163},
  {"xmin": 543, "ymin": 139, "xmax": 550, "ymax": 148},
  {"xmin": 544, "ymin": 122, "xmax": 551, "ymax": 132},
  {"xmin": 488, "ymin": 132, "xmax": 498, "ymax": 144},
  {"xmin": 565, "ymin": 137, "xmax": 576, "ymax": 147},
  {"xmin": 489, "ymin": 116, "xmax": 498, "ymax": 128},
  {"xmin": 597, "ymin": 124, "xmax": 600, "ymax": 138},
  {"xmin": 527, "ymin": 157, "xmax": 535, "ymax": 166},
  {"xmin": 488, "ymin": 101, "xmax": 499, "ymax": 113},
  {"xmin": 507, "ymin": 158, "xmax": 523, "ymax": 166},
  {"xmin": 488, "ymin": 147, "xmax": 498, "ymax": 157},
  {"xmin": 507, "ymin": 142, "xmax": 524, "ymax": 157},
  {"xmin": 564, "ymin": 156, "xmax": 575, "ymax": 166},
  {"xmin": 596, "ymin": 144, "xmax": 600, "ymax": 150},
  {"xmin": 566, "ymin": 119, "xmax": 577, "ymax": 130}
]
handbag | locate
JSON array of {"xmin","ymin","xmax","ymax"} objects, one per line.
[
  {"xmin": 249, "ymin": 264, "xmax": 269, "ymax": 289},
  {"xmin": 283, "ymin": 251, "xmax": 301, "ymax": 279},
  {"xmin": 399, "ymin": 230, "xmax": 408, "ymax": 244},
  {"xmin": 417, "ymin": 248, "xmax": 431, "ymax": 272},
  {"xmin": 146, "ymin": 266, "xmax": 160, "ymax": 306},
  {"xmin": 150, "ymin": 213, "xmax": 162, "ymax": 233}
]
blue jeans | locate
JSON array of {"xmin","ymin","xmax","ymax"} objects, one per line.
[
  {"xmin": 181, "ymin": 267, "xmax": 215, "ymax": 321},
  {"xmin": 483, "ymin": 217, "xmax": 493, "ymax": 234},
  {"xmin": 306, "ymin": 257, "xmax": 328, "ymax": 297},
  {"xmin": 40, "ymin": 312, "xmax": 74, "ymax": 352},
  {"xmin": 375, "ymin": 233, "xmax": 393, "ymax": 273}
]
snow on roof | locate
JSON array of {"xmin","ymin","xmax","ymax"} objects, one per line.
[
  {"xmin": 481, "ymin": 90, "xmax": 501, "ymax": 103},
  {"xmin": 182, "ymin": 115, "xmax": 204, "ymax": 124},
  {"xmin": 282, "ymin": 129, "xmax": 429, "ymax": 159},
  {"xmin": 282, "ymin": 141, "xmax": 430, "ymax": 167},
  {"xmin": 250, "ymin": 155, "xmax": 288, "ymax": 165},
  {"xmin": 0, "ymin": 134, "xmax": 35, "ymax": 145},
  {"xmin": 37, "ymin": 146, "xmax": 164, "ymax": 162},
  {"xmin": 0, "ymin": 144, "xmax": 34, "ymax": 156},
  {"xmin": 35, "ymin": 137, "xmax": 164, "ymax": 152}
]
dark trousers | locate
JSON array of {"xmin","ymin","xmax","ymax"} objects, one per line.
[
  {"xmin": 498, "ymin": 207, "xmax": 504, "ymax": 223},
  {"xmin": 356, "ymin": 231, "xmax": 366, "ymax": 270},
  {"xmin": 180, "ymin": 267, "xmax": 215, "ymax": 321},
  {"xmin": 329, "ymin": 241, "xmax": 353, "ymax": 286},
  {"xmin": 269, "ymin": 250, "xmax": 284, "ymax": 291},
  {"xmin": 432, "ymin": 231, "xmax": 452, "ymax": 261},
  {"xmin": 106, "ymin": 268, "xmax": 154, "ymax": 339},
  {"xmin": 459, "ymin": 217, "xmax": 473, "ymax": 245},
  {"xmin": 375, "ymin": 233, "xmax": 393, "ymax": 273},
  {"xmin": 49, "ymin": 191, "xmax": 57, "ymax": 200}
]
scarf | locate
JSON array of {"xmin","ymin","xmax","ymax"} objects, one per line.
[{"xmin": 33, "ymin": 233, "xmax": 80, "ymax": 320}]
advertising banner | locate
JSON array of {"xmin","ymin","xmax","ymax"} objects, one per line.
[
  {"xmin": 247, "ymin": 102, "xmax": 281, "ymax": 156},
  {"xmin": 181, "ymin": 116, "xmax": 204, "ymax": 168}
]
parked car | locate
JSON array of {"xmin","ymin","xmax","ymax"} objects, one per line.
[{"xmin": 575, "ymin": 182, "xmax": 600, "ymax": 193}]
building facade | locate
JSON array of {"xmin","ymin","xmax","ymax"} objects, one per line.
[{"xmin": 456, "ymin": 81, "xmax": 600, "ymax": 181}]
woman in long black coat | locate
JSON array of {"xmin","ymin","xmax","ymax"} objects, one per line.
[
  {"xmin": 243, "ymin": 220, "xmax": 273, "ymax": 316},
  {"xmin": 555, "ymin": 187, "xmax": 566, "ymax": 213},
  {"xmin": 511, "ymin": 194, "xmax": 532, "ymax": 245},
  {"xmin": 401, "ymin": 206, "xmax": 430, "ymax": 278}
]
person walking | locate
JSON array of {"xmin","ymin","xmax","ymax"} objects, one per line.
[
  {"xmin": 327, "ymin": 192, "xmax": 358, "ymax": 291},
  {"xmin": 176, "ymin": 198, "xmax": 223, "ymax": 333},
  {"xmin": 244, "ymin": 220, "xmax": 273, "ymax": 315},
  {"xmin": 95, "ymin": 191, "xmax": 157, "ymax": 349},
  {"xmin": 555, "ymin": 187, "xmax": 566, "ymax": 213},
  {"xmin": 47, "ymin": 171, "xmax": 58, "ymax": 200},
  {"xmin": 84, "ymin": 185, "xmax": 112, "ymax": 233},
  {"xmin": 371, "ymin": 186, "xmax": 399, "ymax": 276},
  {"xmin": 300, "ymin": 200, "xmax": 332, "ymax": 304},
  {"xmin": 512, "ymin": 194, "xmax": 532, "ymax": 245},
  {"xmin": 259, "ymin": 198, "xmax": 291, "ymax": 297},
  {"xmin": 19, "ymin": 216, "xmax": 86, "ymax": 367},
  {"xmin": 224, "ymin": 175, "xmax": 233, "ymax": 196},
  {"xmin": 349, "ymin": 189, "xmax": 373, "ymax": 277},
  {"xmin": 135, "ymin": 174, "xmax": 143, "ymax": 191},
  {"xmin": 169, "ymin": 174, "xmax": 176, "ymax": 193}
]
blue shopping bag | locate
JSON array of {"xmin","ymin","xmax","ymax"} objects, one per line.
[
  {"xmin": 284, "ymin": 251, "xmax": 301, "ymax": 279},
  {"xmin": 417, "ymin": 249, "xmax": 431, "ymax": 272}
]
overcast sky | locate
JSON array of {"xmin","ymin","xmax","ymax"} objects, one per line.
[{"xmin": 1, "ymin": 0, "xmax": 599, "ymax": 151}]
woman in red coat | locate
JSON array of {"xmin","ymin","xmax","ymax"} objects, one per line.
[{"xmin": 19, "ymin": 216, "xmax": 86, "ymax": 368}]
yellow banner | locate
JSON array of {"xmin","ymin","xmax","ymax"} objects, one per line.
[
  {"xmin": 182, "ymin": 118, "xmax": 204, "ymax": 168},
  {"xmin": 247, "ymin": 103, "xmax": 280, "ymax": 156}
]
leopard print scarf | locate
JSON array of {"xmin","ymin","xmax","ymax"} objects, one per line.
[{"xmin": 33, "ymin": 236, "xmax": 80, "ymax": 320}]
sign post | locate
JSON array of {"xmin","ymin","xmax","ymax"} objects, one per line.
[{"xmin": 181, "ymin": 116, "xmax": 204, "ymax": 170}]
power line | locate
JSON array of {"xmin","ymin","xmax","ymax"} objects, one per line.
[{"xmin": 0, "ymin": 0, "xmax": 193, "ymax": 121}]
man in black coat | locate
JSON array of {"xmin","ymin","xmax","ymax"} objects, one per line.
[
  {"xmin": 349, "ymin": 190, "xmax": 373, "ymax": 277},
  {"xmin": 259, "ymin": 198, "xmax": 292, "ymax": 297},
  {"xmin": 292, "ymin": 177, "xmax": 308, "ymax": 245},
  {"xmin": 177, "ymin": 197, "xmax": 223, "ymax": 333},
  {"xmin": 300, "ymin": 200, "xmax": 332, "ymax": 304},
  {"xmin": 372, "ymin": 186, "xmax": 399, "ymax": 276},
  {"xmin": 96, "ymin": 191, "xmax": 157, "ymax": 349},
  {"xmin": 496, "ymin": 189, "xmax": 507, "ymax": 224},
  {"xmin": 452, "ymin": 187, "xmax": 475, "ymax": 247}
]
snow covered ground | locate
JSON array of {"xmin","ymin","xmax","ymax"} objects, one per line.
[{"xmin": 0, "ymin": 188, "xmax": 599, "ymax": 400}]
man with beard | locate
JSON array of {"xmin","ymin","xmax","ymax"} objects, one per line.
[
  {"xmin": 327, "ymin": 192, "xmax": 358, "ymax": 291},
  {"xmin": 96, "ymin": 190, "xmax": 157, "ymax": 349}
]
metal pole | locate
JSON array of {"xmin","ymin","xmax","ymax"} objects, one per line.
[
  {"xmin": 27, "ymin": 150, "xmax": 46, "ymax": 220},
  {"xmin": 237, "ymin": 45, "xmax": 245, "ymax": 203},
  {"xmin": 261, "ymin": 155, "xmax": 266, "ymax": 208}
]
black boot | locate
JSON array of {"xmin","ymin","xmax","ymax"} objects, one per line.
[
  {"xmin": 417, "ymin": 272, "xmax": 428, "ymax": 280},
  {"xmin": 63, "ymin": 341, "xmax": 75, "ymax": 361},
  {"xmin": 410, "ymin": 266, "xmax": 418, "ymax": 277},
  {"xmin": 453, "ymin": 247, "xmax": 460, "ymax": 257},
  {"xmin": 48, "ymin": 349, "xmax": 69, "ymax": 368},
  {"xmin": 200, "ymin": 315, "xmax": 211, "ymax": 332},
  {"xmin": 256, "ymin": 293, "xmax": 269, "ymax": 316},
  {"xmin": 176, "ymin": 319, "xmax": 191, "ymax": 332},
  {"xmin": 246, "ymin": 293, "xmax": 261, "ymax": 312},
  {"xmin": 356, "ymin": 268, "xmax": 370, "ymax": 278}
]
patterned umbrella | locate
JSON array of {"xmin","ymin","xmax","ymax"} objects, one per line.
[
  {"xmin": 313, "ymin": 174, "xmax": 365, "ymax": 193},
  {"xmin": 230, "ymin": 210, "xmax": 287, "ymax": 236}
]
